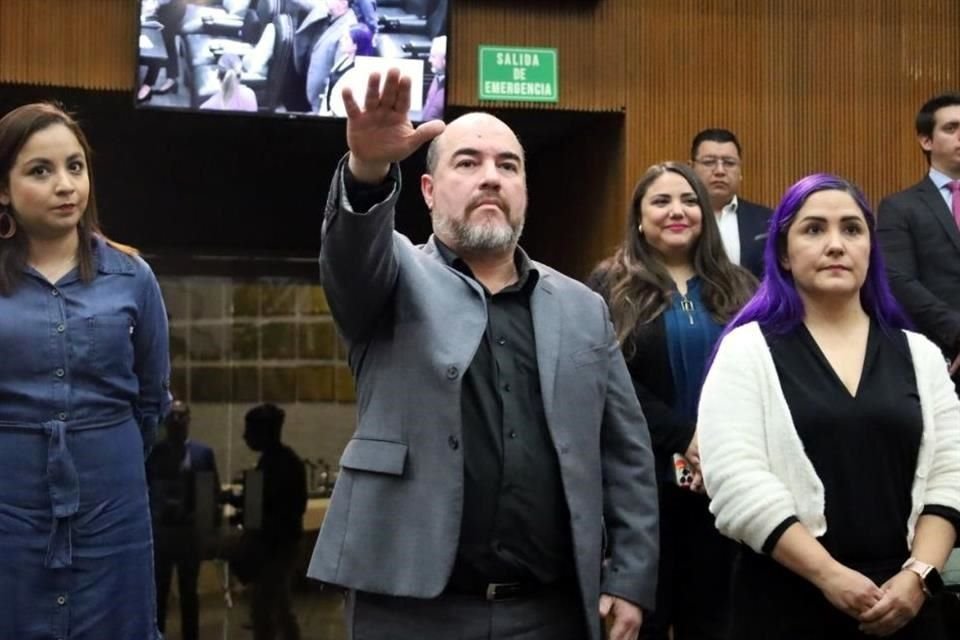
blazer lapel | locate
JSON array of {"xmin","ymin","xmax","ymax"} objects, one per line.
[
  {"xmin": 530, "ymin": 273, "xmax": 560, "ymax": 421},
  {"xmin": 916, "ymin": 178, "xmax": 960, "ymax": 254},
  {"xmin": 421, "ymin": 236, "xmax": 486, "ymax": 297}
]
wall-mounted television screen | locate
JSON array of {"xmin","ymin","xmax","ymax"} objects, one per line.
[{"xmin": 135, "ymin": 0, "xmax": 449, "ymax": 120}]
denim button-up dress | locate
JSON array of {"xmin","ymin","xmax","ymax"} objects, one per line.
[{"xmin": 0, "ymin": 236, "xmax": 171, "ymax": 639}]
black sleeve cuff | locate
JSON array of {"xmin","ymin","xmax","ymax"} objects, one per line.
[
  {"xmin": 762, "ymin": 516, "xmax": 799, "ymax": 555},
  {"xmin": 343, "ymin": 164, "xmax": 396, "ymax": 213},
  {"xmin": 921, "ymin": 505, "xmax": 960, "ymax": 542}
]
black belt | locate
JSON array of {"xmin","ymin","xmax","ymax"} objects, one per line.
[
  {"xmin": 483, "ymin": 581, "xmax": 539, "ymax": 601},
  {"xmin": 445, "ymin": 578, "xmax": 572, "ymax": 601}
]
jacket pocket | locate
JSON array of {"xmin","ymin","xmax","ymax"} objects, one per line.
[
  {"xmin": 572, "ymin": 345, "xmax": 607, "ymax": 367},
  {"xmin": 339, "ymin": 438, "xmax": 408, "ymax": 476}
]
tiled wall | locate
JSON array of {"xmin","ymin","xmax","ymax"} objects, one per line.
[{"xmin": 158, "ymin": 276, "xmax": 357, "ymax": 485}]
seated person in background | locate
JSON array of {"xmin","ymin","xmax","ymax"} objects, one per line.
[
  {"xmin": 317, "ymin": 23, "xmax": 375, "ymax": 115},
  {"xmin": 147, "ymin": 401, "xmax": 221, "ymax": 640},
  {"xmin": 421, "ymin": 35, "xmax": 446, "ymax": 121},
  {"xmin": 200, "ymin": 52, "xmax": 259, "ymax": 111}
]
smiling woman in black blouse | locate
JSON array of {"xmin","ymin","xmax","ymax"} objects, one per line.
[
  {"xmin": 588, "ymin": 162, "xmax": 755, "ymax": 640},
  {"xmin": 699, "ymin": 174, "xmax": 960, "ymax": 639}
]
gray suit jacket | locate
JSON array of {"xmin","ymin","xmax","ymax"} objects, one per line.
[{"xmin": 307, "ymin": 159, "xmax": 659, "ymax": 637}]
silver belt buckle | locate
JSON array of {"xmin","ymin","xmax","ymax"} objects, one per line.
[{"xmin": 485, "ymin": 582, "xmax": 521, "ymax": 601}]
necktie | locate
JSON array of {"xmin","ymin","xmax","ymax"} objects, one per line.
[{"xmin": 948, "ymin": 180, "xmax": 960, "ymax": 229}]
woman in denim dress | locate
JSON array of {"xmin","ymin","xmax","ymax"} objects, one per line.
[{"xmin": 0, "ymin": 103, "xmax": 171, "ymax": 639}]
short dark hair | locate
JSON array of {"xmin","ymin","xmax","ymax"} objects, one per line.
[
  {"xmin": 915, "ymin": 93, "xmax": 960, "ymax": 163},
  {"xmin": 245, "ymin": 403, "xmax": 285, "ymax": 439},
  {"xmin": 690, "ymin": 128, "xmax": 742, "ymax": 160}
]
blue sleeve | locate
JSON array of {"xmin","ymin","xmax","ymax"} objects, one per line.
[{"xmin": 133, "ymin": 259, "xmax": 171, "ymax": 456}]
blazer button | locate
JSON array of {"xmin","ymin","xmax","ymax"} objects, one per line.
[
  {"xmin": 448, "ymin": 435, "xmax": 460, "ymax": 450},
  {"xmin": 446, "ymin": 366, "xmax": 459, "ymax": 380}
]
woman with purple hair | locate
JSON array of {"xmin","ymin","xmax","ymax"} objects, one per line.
[
  {"xmin": 588, "ymin": 162, "xmax": 755, "ymax": 639},
  {"xmin": 698, "ymin": 173, "xmax": 960, "ymax": 638}
]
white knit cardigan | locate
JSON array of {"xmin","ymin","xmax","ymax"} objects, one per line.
[{"xmin": 698, "ymin": 321, "xmax": 960, "ymax": 554}]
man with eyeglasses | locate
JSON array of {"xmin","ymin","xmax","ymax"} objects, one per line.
[{"xmin": 690, "ymin": 128, "xmax": 772, "ymax": 278}]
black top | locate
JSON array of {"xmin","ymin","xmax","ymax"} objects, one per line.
[
  {"xmin": 762, "ymin": 321, "xmax": 960, "ymax": 562},
  {"xmin": 434, "ymin": 240, "xmax": 574, "ymax": 587},
  {"xmin": 257, "ymin": 443, "xmax": 308, "ymax": 547},
  {"xmin": 584, "ymin": 271, "xmax": 696, "ymax": 472},
  {"xmin": 146, "ymin": 440, "xmax": 196, "ymax": 526}
]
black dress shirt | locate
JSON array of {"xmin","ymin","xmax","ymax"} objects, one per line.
[{"xmin": 433, "ymin": 240, "xmax": 575, "ymax": 587}]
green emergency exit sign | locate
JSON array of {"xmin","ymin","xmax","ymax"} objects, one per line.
[{"xmin": 478, "ymin": 46, "xmax": 559, "ymax": 103}]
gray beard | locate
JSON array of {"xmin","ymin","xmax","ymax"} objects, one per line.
[{"xmin": 433, "ymin": 213, "xmax": 524, "ymax": 253}]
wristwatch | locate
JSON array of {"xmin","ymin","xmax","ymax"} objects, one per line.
[{"xmin": 901, "ymin": 557, "xmax": 945, "ymax": 597}]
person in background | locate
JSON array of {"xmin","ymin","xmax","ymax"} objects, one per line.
[
  {"xmin": 421, "ymin": 35, "xmax": 446, "ymax": 121},
  {"xmin": 588, "ymin": 162, "xmax": 755, "ymax": 640},
  {"xmin": 147, "ymin": 400, "xmax": 220, "ymax": 640},
  {"xmin": 199, "ymin": 52, "xmax": 259, "ymax": 112},
  {"xmin": 240, "ymin": 403, "xmax": 307, "ymax": 640},
  {"xmin": 0, "ymin": 102, "xmax": 171, "ymax": 638},
  {"xmin": 878, "ymin": 93, "xmax": 960, "ymax": 392},
  {"xmin": 699, "ymin": 173, "xmax": 960, "ymax": 639},
  {"xmin": 292, "ymin": 0, "xmax": 358, "ymax": 113},
  {"xmin": 690, "ymin": 128, "xmax": 772, "ymax": 278},
  {"xmin": 349, "ymin": 0, "xmax": 378, "ymax": 40},
  {"xmin": 138, "ymin": 0, "xmax": 188, "ymax": 101},
  {"xmin": 317, "ymin": 23, "xmax": 375, "ymax": 116}
]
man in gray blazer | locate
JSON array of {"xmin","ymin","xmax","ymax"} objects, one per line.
[{"xmin": 307, "ymin": 69, "xmax": 659, "ymax": 640}]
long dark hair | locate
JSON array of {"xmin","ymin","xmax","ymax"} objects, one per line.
[
  {"xmin": 720, "ymin": 173, "xmax": 910, "ymax": 340},
  {"xmin": 0, "ymin": 102, "xmax": 134, "ymax": 296},
  {"xmin": 593, "ymin": 162, "xmax": 756, "ymax": 355}
]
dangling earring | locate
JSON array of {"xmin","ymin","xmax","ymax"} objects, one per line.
[
  {"xmin": 637, "ymin": 223, "xmax": 643, "ymax": 236},
  {"xmin": 0, "ymin": 208, "xmax": 15, "ymax": 240}
]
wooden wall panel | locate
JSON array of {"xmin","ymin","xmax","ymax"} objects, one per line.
[
  {"xmin": 0, "ymin": 0, "xmax": 135, "ymax": 89},
  {"xmin": 623, "ymin": 0, "xmax": 960, "ymax": 212}
]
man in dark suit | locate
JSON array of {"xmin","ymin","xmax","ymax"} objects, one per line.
[
  {"xmin": 690, "ymin": 128, "xmax": 772, "ymax": 278},
  {"xmin": 878, "ymin": 92, "xmax": 960, "ymax": 381},
  {"xmin": 146, "ymin": 401, "xmax": 220, "ymax": 640},
  {"xmin": 307, "ymin": 69, "xmax": 659, "ymax": 640}
]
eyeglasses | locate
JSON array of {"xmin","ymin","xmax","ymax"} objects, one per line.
[{"xmin": 694, "ymin": 157, "xmax": 741, "ymax": 170}]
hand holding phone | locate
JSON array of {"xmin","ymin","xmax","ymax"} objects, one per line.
[{"xmin": 673, "ymin": 453, "xmax": 694, "ymax": 489}]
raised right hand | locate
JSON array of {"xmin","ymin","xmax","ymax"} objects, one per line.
[
  {"xmin": 342, "ymin": 68, "xmax": 445, "ymax": 183},
  {"xmin": 816, "ymin": 563, "xmax": 884, "ymax": 619}
]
